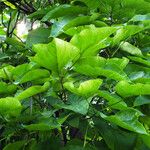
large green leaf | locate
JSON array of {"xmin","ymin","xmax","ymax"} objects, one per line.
[
  {"xmin": 14, "ymin": 69, "xmax": 50, "ymax": 84},
  {"xmin": 42, "ymin": 4, "xmax": 88, "ymax": 21},
  {"xmin": 129, "ymin": 13, "xmax": 150, "ymax": 22},
  {"xmin": 70, "ymin": 26, "xmax": 117, "ymax": 57},
  {"xmin": 128, "ymin": 56, "xmax": 150, "ymax": 67},
  {"xmin": 26, "ymin": 27, "xmax": 51, "ymax": 47},
  {"xmin": 0, "ymin": 97, "xmax": 21, "ymax": 117},
  {"xmin": 24, "ymin": 116, "xmax": 67, "ymax": 131},
  {"xmin": 3, "ymin": 141, "xmax": 26, "ymax": 150},
  {"xmin": 120, "ymin": 42, "xmax": 143, "ymax": 56},
  {"xmin": 94, "ymin": 118, "xmax": 137, "ymax": 150},
  {"xmin": 134, "ymin": 95, "xmax": 150, "ymax": 106},
  {"xmin": 74, "ymin": 0, "xmax": 101, "ymax": 9},
  {"xmin": 74, "ymin": 56, "xmax": 129, "ymax": 81},
  {"xmin": 64, "ymin": 79, "xmax": 102, "ymax": 97},
  {"xmin": 113, "ymin": 25, "xmax": 144, "ymax": 45},
  {"xmin": 16, "ymin": 82, "xmax": 50, "ymax": 101},
  {"xmin": 115, "ymin": 81, "xmax": 150, "ymax": 97},
  {"xmin": 50, "ymin": 94, "xmax": 91, "ymax": 115},
  {"xmin": 0, "ymin": 65, "xmax": 14, "ymax": 80},
  {"xmin": 0, "ymin": 82, "xmax": 17, "ymax": 95},
  {"xmin": 12, "ymin": 63, "xmax": 36, "ymax": 81},
  {"xmin": 98, "ymin": 91, "xmax": 127, "ymax": 110},
  {"xmin": 63, "ymin": 13, "xmax": 99, "ymax": 31},
  {"xmin": 31, "ymin": 38, "xmax": 79, "ymax": 74},
  {"xmin": 100, "ymin": 108, "xmax": 147, "ymax": 134}
]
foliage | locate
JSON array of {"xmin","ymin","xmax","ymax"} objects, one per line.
[{"xmin": 0, "ymin": 0, "xmax": 150, "ymax": 149}]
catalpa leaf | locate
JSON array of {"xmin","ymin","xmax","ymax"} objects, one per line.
[
  {"xmin": 98, "ymin": 91, "xmax": 127, "ymax": 110},
  {"xmin": 14, "ymin": 69, "xmax": 50, "ymax": 84},
  {"xmin": 42, "ymin": 4, "xmax": 88, "ymax": 21},
  {"xmin": 74, "ymin": 56, "xmax": 129, "ymax": 81},
  {"xmin": 70, "ymin": 26, "xmax": 117, "ymax": 57},
  {"xmin": 31, "ymin": 38, "xmax": 79, "ymax": 75},
  {"xmin": 16, "ymin": 82, "xmax": 50, "ymax": 101},
  {"xmin": 53, "ymin": 94, "xmax": 92, "ymax": 115},
  {"xmin": 64, "ymin": 79, "xmax": 102, "ymax": 97},
  {"xmin": 115, "ymin": 81, "xmax": 150, "ymax": 97},
  {"xmin": 113, "ymin": 25, "xmax": 144, "ymax": 45},
  {"xmin": 120, "ymin": 42, "xmax": 143, "ymax": 56},
  {"xmin": 128, "ymin": 56, "xmax": 150, "ymax": 67},
  {"xmin": 0, "ymin": 97, "xmax": 21, "ymax": 117},
  {"xmin": 100, "ymin": 108, "xmax": 147, "ymax": 135},
  {"xmin": 134, "ymin": 95, "xmax": 150, "ymax": 106},
  {"xmin": 63, "ymin": 13, "xmax": 99, "ymax": 31},
  {"xmin": 0, "ymin": 82, "xmax": 17, "ymax": 95}
]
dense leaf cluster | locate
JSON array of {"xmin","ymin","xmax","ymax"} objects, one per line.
[{"xmin": 0, "ymin": 0, "xmax": 150, "ymax": 149}]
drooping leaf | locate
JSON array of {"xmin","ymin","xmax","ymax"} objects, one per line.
[
  {"xmin": 63, "ymin": 13, "xmax": 99, "ymax": 31},
  {"xmin": 12, "ymin": 63, "xmax": 35, "ymax": 81},
  {"xmin": 42, "ymin": 4, "xmax": 88, "ymax": 21},
  {"xmin": 26, "ymin": 27, "xmax": 51, "ymax": 47},
  {"xmin": 113, "ymin": 25, "xmax": 144, "ymax": 45},
  {"xmin": 128, "ymin": 56, "xmax": 150, "ymax": 67},
  {"xmin": 98, "ymin": 91, "xmax": 127, "ymax": 110},
  {"xmin": 74, "ymin": 56, "xmax": 129, "ymax": 81},
  {"xmin": 64, "ymin": 79, "xmax": 102, "ymax": 97},
  {"xmin": 3, "ymin": 141, "xmax": 26, "ymax": 150},
  {"xmin": 74, "ymin": 0, "xmax": 101, "ymax": 9},
  {"xmin": 16, "ymin": 82, "xmax": 50, "ymax": 101},
  {"xmin": 120, "ymin": 42, "xmax": 143, "ymax": 56},
  {"xmin": 115, "ymin": 81, "xmax": 150, "ymax": 97},
  {"xmin": 14, "ymin": 69, "xmax": 50, "ymax": 84},
  {"xmin": 94, "ymin": 118, "xmax": 137, "ymax": 150},
  {"xmin": 24, "ymin": 116, "xmax": 68, "ymax": 131},
  {"xmin": 129, "ymin": 13, "xmax": 150, "ymax": 22},
  {"xmin": 0, "ymin": 97, "xmax": 21, "ymax": 117},
  {"xmin": 100, "ymin": 108, "xmax": 147, "ymax": 134},
  {"xmin": 50, "ymin": 94, "xmax": 92, "ymax": 115},
  {"xmin": 0, "ymin": 82, "xmax": 17, "ymax": 95},
  {"xmin": 0, "ymin": 65, "xmax": 14, "ymax": 80},
  {"xmin": 134, "ymin": 95, "xmax": 150, "ymax": 106}
]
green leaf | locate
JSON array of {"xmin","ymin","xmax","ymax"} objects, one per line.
[
  {"xmin": 74, "ymin": 0, "xmax": 101, "ymax": 9},
  {"xmin": 51, "ymin": 94, "xmax": 91, "ymax": 115},
  {"xmin": 74, "ymin": 56, "xmax": 129, "ymax": 81},
  {"xmin": 70, "ymin": 26, "xmax": 117, "ymax": 57},
  {"xmin": 113, "ymin": 25, "xmax": 144, "ymax": 45},
  {"xmin": 42, "ymin": 4, "xmax": 88, "ymax": 21},
  {"xmin": 14, "ymin": 69, "xmax": 50, "ymax": 84},
  {"xmin": 98, "ymin": 91, "xmax": 127, "ymax": 110},
  {"xmin": 115, "ymin": 81, "xmax": 150, "ymax": 97},
  {"xmin": 64, "ymin": 79, "xmax": 102, "ymax": 97},
  {"xmin": 12, "ymin": 63, "xmax": 35, "ymax": 81},
  {"xmin": 24, "ymin": 116, "xmax": 67, "ymax": 131},
  {"xmin": 26, "ymin": 27, "xmax": 51, "ymax": 47},
  {"xmin": 94, "ymin": 118, "xmax": 137, "ymax": 150},
  {"xmin": 31, "ymin": 38, "xmax": 79, "ymax": 74},
  {"xmin": 3, "ymin": 141, "xmax": 26, "ymax": 150},
  {"xmin": 0, "ymin": 65, "xmax": 14, "ymax": 80},
  {"xmin": 120, "ymin": 42, "xmax": 143, "ymax": 56},
  {"xmin": 100, "ymin": 108, "xmax": 147, "ymax": 134},
  {"xmin": 134, "ymin": 95, "xmax": 150, "ymax": 106},
  {"xmin": 129, "ymin": 13, "xmax": 150, "ymax": 22},
  {"xmin": 128, "ymin": 56, "xmax": 150, "ymax": 67},
  {"xmin": 0, "ymin": 82, "xmax": 17, "ymax": 95},
  {"xmin": 50, "ymin": 16, "xmax": 74, "ymax": 37},
  {"xmin": 0, "ymin": 97, "xmax": 21, "ymax": 117},
  {"xmin": 63, "ymin": 13, "xmax": 99, "ymax": 31},
  {"xmin": 16, "ymin": 82, "xmax": 50, "ymax": 101}
]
